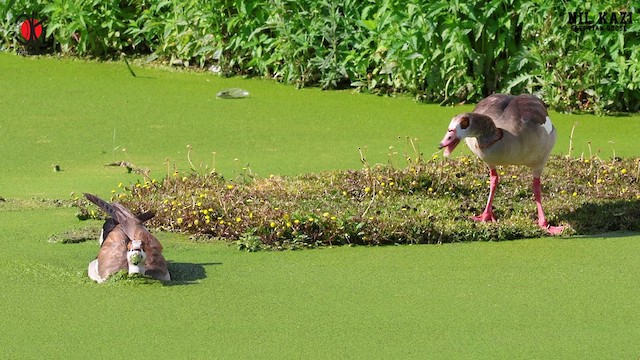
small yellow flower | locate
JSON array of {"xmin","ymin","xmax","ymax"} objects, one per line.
[
  {"xmin": 226, "ymin": 184, "xmax": 234, "ymax": 190},
  {"xmin": 428, "ymin": 187, "xmax": 434, "ymax": 193},
  {"xmin": 194, "ymin": 219, "xmax": 199, "ymax": 226},
  {"xmin": 117, "ymin": 182, "xmax": 123, "ymax": 188},
  {"xmin": 270, "ymin": 221, "xmax": 276, "ymax": 228},
  {"xmin": 294, "ymin": 219, "xmax": 300, "ymax": 225},
  {"xmin": 235, "ymin": 217, "xmax": 242, "ymax": 223},
  {"xmin": 364, "ymin": 187, "xmax": 371, "ymax": 193},
  {"xmin": 177, "ymin": 218, "xmax": 183, "ymax": 225},
  {"xmin": 572, "ymin": 192, "xmax": 578, "ymax": 197},
  {"xmin": 323, "ymin": 212, "xmax": 330, "ymax": 218},
  {"xmin": 621, "ymin": 169, "xmax": 628, "ymax": 175}
]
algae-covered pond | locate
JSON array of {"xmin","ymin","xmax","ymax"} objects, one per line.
[{"xmin": 1, "ymin": 53, "xmax": 640, "ymax": 359}]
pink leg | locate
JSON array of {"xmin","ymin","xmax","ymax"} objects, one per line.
[
  {"xmin": 533, "ymin": 177, "xmax": 564, "ymax": 235},
  {"xmin": 471, "ymin": 168, "xmax": 498, "ymax": 222}
]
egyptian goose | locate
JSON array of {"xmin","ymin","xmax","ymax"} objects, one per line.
[
  {"xmin": 438, "ymin": 94, "xmax": 564, "ymax": 235},
  {"xmin": 88, "ymin": 221, "xmax": 129, "ymax": 283},
  {"xmin": 85, "ymin": 193, "xmax": 171, "ymax": 282}
]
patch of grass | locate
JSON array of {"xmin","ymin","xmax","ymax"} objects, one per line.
[
  {"xmin": 0, "ymin": 197, "xmax": 74, "ymax": 211},
  {"xmin": 48, "ymin": 225, "xmax": 99, "ymax": 244},
  {"xmin": 77, "ymin": 153, "xmax": 640, "ymax": 249}
]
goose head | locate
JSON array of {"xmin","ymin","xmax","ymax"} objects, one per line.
[
  {"xmin": 439, "ymin": 113, "xmax": 498, "ymax": 156},
  {"xmin": 126, "ymin": 240, "xmax": 147, "ymax": 275},
  {"xmin": 439, "ymin": 114, "xmax": 474, "ymax": 156}
]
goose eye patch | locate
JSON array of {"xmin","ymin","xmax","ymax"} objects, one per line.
[{"xmin": 460, "ymin": 116, "xmax": 470, "ymax": 129}]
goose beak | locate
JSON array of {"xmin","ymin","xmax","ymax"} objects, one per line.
[{"xmin": 439, "ymin": 129, "xmax": 460, "ymax": 156}]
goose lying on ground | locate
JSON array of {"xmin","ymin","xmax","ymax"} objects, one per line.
[
  {"xmin": 88, "ymin": 220, "xmax": 130, "ymax": 283},
  {"xmin": 439, "ymin": 94, "xmax": 564, "ymax": 235},
  {"xmin": 85, "ymin": 193, "xmax": 171, "ymax": 282}
]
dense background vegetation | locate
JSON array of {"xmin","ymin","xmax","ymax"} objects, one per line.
[{"xmin": 1, "ymin": 0, "xmax": 638, "ymax": 113}]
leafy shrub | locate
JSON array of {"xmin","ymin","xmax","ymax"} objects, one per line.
[
  {"xmin": 504, "ymin": 2, "xmax": 640, "ymax": 113},
  {"xmin": 78, "ymin": 151, "xmax": 640, "ymax": 251}
]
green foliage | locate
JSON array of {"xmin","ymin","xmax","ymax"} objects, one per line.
[
  {"xmin": 78, "ymin": 151, "xmax": 640, "ymax": 251},
  {"xmin": 504, "ymin": 2, "xmax": 640, "ymax": 113},
  {"xmin": 1, "ymin": 0, "xmax": 638, "ymax": 111}
]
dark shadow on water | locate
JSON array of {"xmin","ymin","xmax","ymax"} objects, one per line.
[
  {"xmin": 557, "ymin": 199, "xmax": 640, "ymax": 235},
  {"xmin": 164, "ymin": 262, "xmax": 222, "ymax": 286}
]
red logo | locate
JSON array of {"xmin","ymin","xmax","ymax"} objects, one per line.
[{"xmin": 17, "ymin": 14, "xmax": 46, "ymax": 49}]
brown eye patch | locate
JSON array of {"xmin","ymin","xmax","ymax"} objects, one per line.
[{"xmin": 459, "ymin": 116, "xmax": 470, "ymax": 129}]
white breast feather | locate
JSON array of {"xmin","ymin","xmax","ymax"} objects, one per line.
[{"xmin": 542, "ymin": 116, "xmax": 553, "ymax": 134}]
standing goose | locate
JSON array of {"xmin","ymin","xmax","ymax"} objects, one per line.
[
  {"xmin": 85, "ymin": 193, "xmax": 171, "ymax": 282},
  {"xmin": 438, "ymin": 94, "xmax": 564, "ymax": 234}
]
